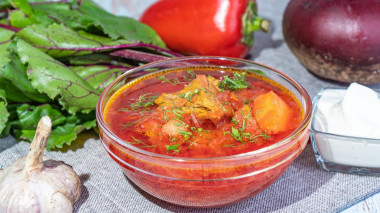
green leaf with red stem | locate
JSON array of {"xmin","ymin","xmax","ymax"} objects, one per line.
[
  {"xmin": 15, "ymin": 23, "xmax": 131, "ymax": 58},
  {"xmin": 15, "ymin": 23, "xmax": 181, "ymax": 60},
  {"xmin": 11, "ymin": 38, "xmax": 100, "ymax": 114},
  {"xmin": 28, "ymin": 0, "xmax": 165, "ymax": 47},
  {"xmin": 70, "ymin": 65, "xmax": 128, "ymax": 92}
]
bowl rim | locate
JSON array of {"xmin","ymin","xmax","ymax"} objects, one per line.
[{"xmin": 96, "ymin": 56, "xmax": 312, "ymax": 161}]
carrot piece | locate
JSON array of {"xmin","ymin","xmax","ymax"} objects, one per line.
[{"xmin": 253, "ymin": 91, "xmax": 291, "ymax": 133}]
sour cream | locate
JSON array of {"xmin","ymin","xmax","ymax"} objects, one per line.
[{"xmin": 312, "ymin": 83, "xmax": 380, "ymax": 168}]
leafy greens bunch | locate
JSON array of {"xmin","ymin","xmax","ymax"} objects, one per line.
[{"xmin": 0, "ymin": 0, "xmax": 180, "ymax": 149}]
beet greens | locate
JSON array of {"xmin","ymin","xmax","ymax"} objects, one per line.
[{"xmin": 0, "ymin": 0, "xmax": 181, "ymax": 149}]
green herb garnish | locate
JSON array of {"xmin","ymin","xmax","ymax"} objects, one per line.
[
  {"xmin": 248, "ymin": 132, "xmax": 270, "ymax": 143},
  {"xmin": 187, "ymin": 70, "xmax": 196, "ymax": 78},
  {"xmin": 174, "ymin": 122, "xmax": 183, "ymax": 126},
  {"xmin": 243, "ymin": 99, "xmax": 253, "ymax": 104},
  {"xmin": 222, "ymin": 144, "xmax": 237, "ymax": 147},
  {"xmin": 231, "ymin": 127, "xmax": 244, "ymax": 142},
  {"xmin": 162, "ymin": 107, "xmax": 169, "ymax": 122},
  {"xmin": 231, "ymin": 117, "xmax": 238, "ymax": 125},
  {"xmin": 240, "ymin": 119, "xmax": 247, "ymax": 131},
  {"xmin": 166, "ymin": 144, "xmax": 180, "ymax": 154},
  {"xmin": 172, "ymin": 108, "xmax": 184, "ymax": 119},
  {"xmin": 130, "ymin": 93, "xmax": 158, "ymax": 111},
  {"xmin": 123, "ymin": 121, "xmax": 138, "ymax": 128},
  {"xmin": 157, "ymin": 76, "xmax": 181, "ymax": 85},
  {"xmin": 188, "ymin": 139, "xmax": 199, "ymax": 148},
  {"xmin": 218, "ymin": 72, "xmax": 250, "ymax": 90},
  {"xmin": 119, "ymin": 107, "xmax": 130, "ymax": 112},
  {"xmin": 127, "ymin": 136, "xmax": 157, "ymax": 148},
  {"xmin": 178, "ymin": 89, "xmax": 199, "ymax": 102},
  {"xmin": 178, "ymin": 129, "xmax": 192, "ymax": 141},
  {"xmin": 199, "ymin": 87, "xmax": 209, "ymax": 93},
  {"xmin": 169, "ymin": 137, "xmax": 178, "ymax": 142},
  {"xmin": 183, "ymin": 70, "xmax": 196, "ymax": 81}
]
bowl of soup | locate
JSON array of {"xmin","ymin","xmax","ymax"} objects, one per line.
[{"xmin": 96, "ymin": 56, "xmax": 312, "ymax": 207}]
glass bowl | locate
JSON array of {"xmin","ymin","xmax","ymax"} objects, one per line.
[
  {"xmin": 96, "ymin": 56, "xmax": 312, "ymax": 207},
  {"xmin": 311, "ymin": 88, "xmax": 380, "ymax": 176}
]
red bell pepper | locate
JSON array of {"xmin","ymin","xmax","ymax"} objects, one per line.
[{"xmin": 140, "ymin": 0, "xmax": 270, "ymax": 58}]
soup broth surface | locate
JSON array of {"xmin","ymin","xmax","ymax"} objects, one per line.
[{"xmin": 104, "ymin": 68, "xmax": 303, "ymax": 158}]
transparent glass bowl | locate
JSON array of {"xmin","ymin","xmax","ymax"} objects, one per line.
[
  {"xmin": 311, "ymin": 88, "xmax": 380, "ymax": 176},
  {"xmin": 96, "ymin": 56, "xmax": 312, "ymax": 207}
]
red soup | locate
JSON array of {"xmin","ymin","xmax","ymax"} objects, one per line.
[{"xmin": 100, "ymin": 67, "xmax": 310, "ymax": 207}]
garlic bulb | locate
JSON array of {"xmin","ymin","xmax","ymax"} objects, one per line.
[{"xmin": 0, "ymin": 116, "xmax": 81, "ymax": 213}]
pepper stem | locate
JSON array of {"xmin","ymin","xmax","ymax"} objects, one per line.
[
  {"xmin": 26, "ymin": 116, "xmax": 52, "ymax": 174},
  {"xmin": 241, "ymin": 1, "xmax": 271, "ymax": 47},
  {"xmin": 252, "ymin": 17, "xmax": 270, "ymax": 33}
]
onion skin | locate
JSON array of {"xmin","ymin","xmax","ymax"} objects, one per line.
[{"xmin": 283, "ymin": 0, "xmax": 380, "ymax": 84}]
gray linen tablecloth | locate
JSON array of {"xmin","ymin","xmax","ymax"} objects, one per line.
[{"xmin": 1, "ymin": 0, "xmax": 380, "ymax": 212}]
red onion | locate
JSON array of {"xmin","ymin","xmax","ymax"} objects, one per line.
[{"xmin": 283, "ymin": 0, "xmax": 380, "ymax": 84}]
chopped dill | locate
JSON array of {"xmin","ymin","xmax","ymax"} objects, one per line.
[
  {"xmin": 130, "ymin": 93, "xmax": 158, "ymax": 111},
  {"xmin": 127, "ymin": 136, "xmax": 156, "ymax": 148},
  {"xmin": 178, "ymin": 129, "xmax": 192, "ymax": 141},
  {"xmin": 119, "ymin": 107, "xmax": 130, "ymax": 112},
  {"xmin": 183, "ymin": 70, "xmax": 196, "ymax": 81},
  {"xmin": 199, "ymin": 87, "xmax": 209, "ymax": 93},
  {"xmin": 222, "ymin": 144, "xmax": 236, "ymax": 147},
  {"xmin": 249, "ymin": 132, "xmax": 270, "ymax": 142},
  {"xmin": 218, "ymin": 72, "xmax": 250, "ymax": 90},
  {"xmin": 243, "ymin": 99, "xmax": 253, "ymax": 104},
  {"xmin": 178, "ymin": 89, "xmax": 199, "ymax": 102},
  {"xmin": 166, "ymin": 144, "xmax": 180, "ymax": 154},
  {"xmin": 174, "ymin": 122, "xmax": 183, "ymax": 126},
  {"xmin": 231, "ymin": 117, "xmax": 238, "ymax": 125},
  {"xmin": 188, "ymin": 139, "xmax": 199, "ymax": 148},
  {"xmin": 240, "ymin": 119, "xmax": 247, "ymax": 131},
  {"xmin": 123, "ymin": 121, "xmax": 138, "ymax": 128},
  {"xmin": 169, "ymin": 137, "xmax": 178, "ymax": 142},
  {"xmin": 172, "ymin": 108, "xmax": 184, "ymax": 119},
  {"xmin": 157, "ymin": 76, "xmax": 181, "ymax": 85},
  {"xmin": 231, "ymin": 127, "xmax": 244, "ymax": 143}
]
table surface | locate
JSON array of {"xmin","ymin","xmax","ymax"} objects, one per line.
[
  {"xmin": 344, "ymin": 193, "xmax": 380, "ymax": 213},
  {"xmin": 81, "ymin": 0, "xmax": 380, "ymax": 211},
  {"xmin": 1, "ymin": 0, "xmax": 380, "ymax": 212}
]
